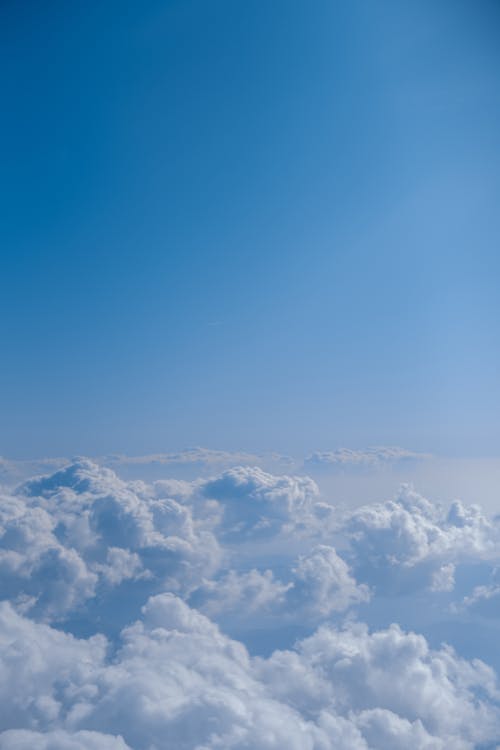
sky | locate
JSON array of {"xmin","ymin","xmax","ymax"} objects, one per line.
[
  {"xmin": 1, "ymin": 0, "xmax": 500, "ymax": 461},
  {"xmin": 3, "ymin": 6, "xmax": 500, "ymax": 747}
]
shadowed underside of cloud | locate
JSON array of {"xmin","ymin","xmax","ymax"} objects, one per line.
[{"xmin": 2, "ymin": 459, "xmax": 500, "ymax": 748}]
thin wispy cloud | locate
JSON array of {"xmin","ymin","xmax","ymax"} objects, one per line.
[{"xmin": 305, "ymin": 447, "xmax": 432, "ymax": 471}]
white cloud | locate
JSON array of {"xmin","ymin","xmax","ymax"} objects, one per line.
[
  {"xmin": 2, "ymin": 460, "xmax": 221, "ymax": 624},
  {"xmin": 1, "ymin": 595, "xmax": 499, "ymax": 750},
  {"xmin": 200, "ymin": 465, "xmax": 324, "ymax": 537},
  {"xmin": 0, "ymin": 491, "xmax": 98, "ymax": 621},
  {"xmin": 430, "ymin": 563, "xmax": 456, "ymax": 592},
  {"xmin": 0, "ymin": 730, "xmax": 131, "ymax": 750},
  {"xmin": 3, "ymin": 460, "xmax": 500, "ymax": 748},
  {"xmin": 342, "ymin": 485, "xmax": 500, "ymax": 593},
  {"xmin": 258, "ymin": 620, "xmax": 500, "ymax": 749},
  {"xmin": 191, "ymin": 568, "xmax": 293, "ymax": 618},
  {"xmin": 289, "ymin": 545, "xmax": 370, "ymax": 618},
  {"xmin": 103, "ymin": 447, "xmax": 263, "ymax": 468},
  {"xmin": 191, "ymin": 545, "xmax": 368, "ymax": 623},
  {"xmin": 460, "ymin": 577, "xmax": 500, "ymax": 618},
  {"xmin": 305, "ymin": 447, "xmax": 431, "ymax": 471}
]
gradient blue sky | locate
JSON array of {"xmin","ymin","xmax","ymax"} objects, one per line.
[{"xmin": 1, "ymin": 0, "xmax": 500, "ymax": 459}]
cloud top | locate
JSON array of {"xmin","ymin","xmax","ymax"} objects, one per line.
[{"xmin": 2, "ymin": 459, "xmax": 500, "ymax": 748}]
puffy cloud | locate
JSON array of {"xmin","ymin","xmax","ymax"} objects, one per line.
[
  {"xmin": 0, "ymin": 457, "xmax": 68, "ymax": 487},
  {"xmin": 0, "ymin": 491, "xmax": 97, "ymax": 621},
  {"xmin": 0, "ymin": 460, "xmax": 340, "ymax": 630},
  {"xmin": 2, "ymin": 460, "xmax": 220, "ymax": 626},
  {"xmin": 351, "ymin": 709, "xmax": 443, "ymax": 749},
  {"xmin": 0, "ymin": 601, "xmax": 107, "ymax": 731},
  {"xmin": 93, "ymin": 548, "xmax": 145, "ymax": 587},
  {"xmin": 0, "ymin": 597, "xmax": 322, "ymax": 750},
  {"xmin": 200, "ymin": 466, "xmax": 325, "ymax": 537},
  {"xmin": 191, "ymin": 568, "xmax": 293, "ymax": 618},
  {"xmin": 289, "ymin": 545, "xmax": 370, "ymax": 618},
  {"xmin": 0, "ymin": 730, "xmax": 131, "ymax": 750},
  {"xmin": 1, "ymin": 596, "xmax": 499, "ymax": 750},
  {"xmin": 342, "ymin": 485, "xmax": 500, "ymax": 594},
  {"xmin": 258, "ymin": 621, "xmax": 500, "ymax": 749},
  {"xmin": 192, "ymin": 545, "xmax": 368, "ymax": 624},
  {"xmin": 4, "ymin": 460, "xmax": 500, "ymax": 748}
]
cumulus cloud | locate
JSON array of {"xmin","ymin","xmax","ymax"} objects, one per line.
[
  {"xmin": 0, "ymin": 490, "xmax": 98, "ymax": 621},
  {"xmin": 3, "ymin": 460, "xmax": 500, "ymax": 748},
  {"xmin": 1, "ymin": 596, "xmax": 499, "ymax": 750},
  {"xmin": 0, "ymin": 730, "xmax": 131, "ymax": 750},
  {"xmin": 200, "ymin": 465, "xmax": 326, "ymax": 537},
  {"xmin": 2, "ymin": 460, "xmax": 220, "ymax": 625},
  {"xmin": 257, "ymin": 620, "xmax": 500, "ymax": 748},
  {"xmin": 191, "ymin": 545, "xmax": 368, "ymax": 624},
  {"xmin": 0, "ymin": 449, "xmax": 297, "ymax": 488},
  {"xmin": 342, "ymin": 485, "xmax": 500, "ymax": 594},
  {"xmin": 0, "ymin": 457, "xmax": 68, "ymax": 487},
  {"xmin": 289, "ymin": 545, "xmax": 370, "ymax": 618},
  {"xmin": 190, "ymin": 568, "xmax": 293, "ymax": 618}
]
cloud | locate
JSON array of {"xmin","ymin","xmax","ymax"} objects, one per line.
[
  {"xmin": 0, "ymin": 730, "xmax": 131, "ymax": 750},
  {"xmin": 0, "ymin": 596, "xmax": 499, "ymax": 750},
  {"xmin": 460, "ymin": 569, "xmax": 500, "ymax": 618},
  {"xmin": 190, "ymin": 545, "xmax": 368, "ymax": 624},
  {"xmin": 289, "ymin": 545, "xmax": 370, "ymax": 618},
  {"xmin": 103, "ymin": 447, "xmax": 263, "ymax": 468},
  {"xmin": 0, "ymin": 490, "xmax": 98, "ymax": 621},
  {"xmin": 342, "ymin": 485, "xmax": 500, "ymax": 594},
  {"xmin": 190, "ymin": 568, "xmax": 293, "ymax": 618},
  {"xmin": 3, "ymin": 459, "xmax": 500, "ymax": 747},
  {"xmin": 258, "ymin": 620, "xmax": 500, "ymax": 749},
  {"xmin": 0, "ymin": 457, "xmax": 68, "ymax": 487},
  {"xmin": 430, "ymin": 563, "xmax": 456, "ymax": 592},
  {"xmin": 2, "ymin": 460, "xmax": 220, "ymax": 626},
  {"xmin": 200, "ymin": 466, "xmax": 325, "ymax": 537},
  {"xmin": 304, "ymin": 447, "xmax": 431, "ymax": 472},
  {"xmin": 0, "ymin": 450, "xmax": 297, "ymax": 489},
  {"xmin": 0, "ymin": 597, "xmax": 322, "ymax": 750}
]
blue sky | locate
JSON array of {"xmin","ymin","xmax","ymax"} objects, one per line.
[
  {"xmin": 3, "ymin": 8, "xmax": 500, "ymax": 745},
  {"xmin": 1, "ymin": 0, "xmax": 500, "ymax": 459}
]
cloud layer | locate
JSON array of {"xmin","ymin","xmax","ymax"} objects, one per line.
[
  {"xmin": 1, "ymin": 459, "xmax": 500, "ymax": 748},
  {"xmin": 304, "ymin": 446, "xmax": 431, "ymax": 471}
]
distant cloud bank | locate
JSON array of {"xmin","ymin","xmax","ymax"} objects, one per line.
[
  {"xmin": 0, "ymin": 445, "xmax": 431, "ymax": 486},
  {"xmin": 304, "ymin": 446, "xmax": 432, "ymax": 470}
]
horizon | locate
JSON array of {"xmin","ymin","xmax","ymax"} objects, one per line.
[
  {"xmin": 2, "ymin": 3, "xmax": 500, "ymax": 749},
  {"xmin": 2, "ymin": 0, "xmax": 500, "ymax": 460}
]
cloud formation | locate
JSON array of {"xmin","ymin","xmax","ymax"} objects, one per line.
[
  {"xmin": 305, "ymin": 446, "xmax": 431, "ymax": 471},
  {"xmin": 0, "ymin": 595, "xmax": 499, "ymax": 749},
  {"xmin": 342, "ymin": 485, "xmax": 500, "ymax": 594},
  {"xmin": 200, "ymin": 465, "xmax": 327, "ymax": 537},
  {"xmin": 2, "ymin": 460, "xmax": 500, "ymax": 747},
  {"xmin": 2, "ymin": 460, "xmax": 220, "ymax": 625}
]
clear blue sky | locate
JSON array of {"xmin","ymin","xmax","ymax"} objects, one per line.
[{"xmin": 1, "ymin": 0, "xmax": 500, "ymax": 459}]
